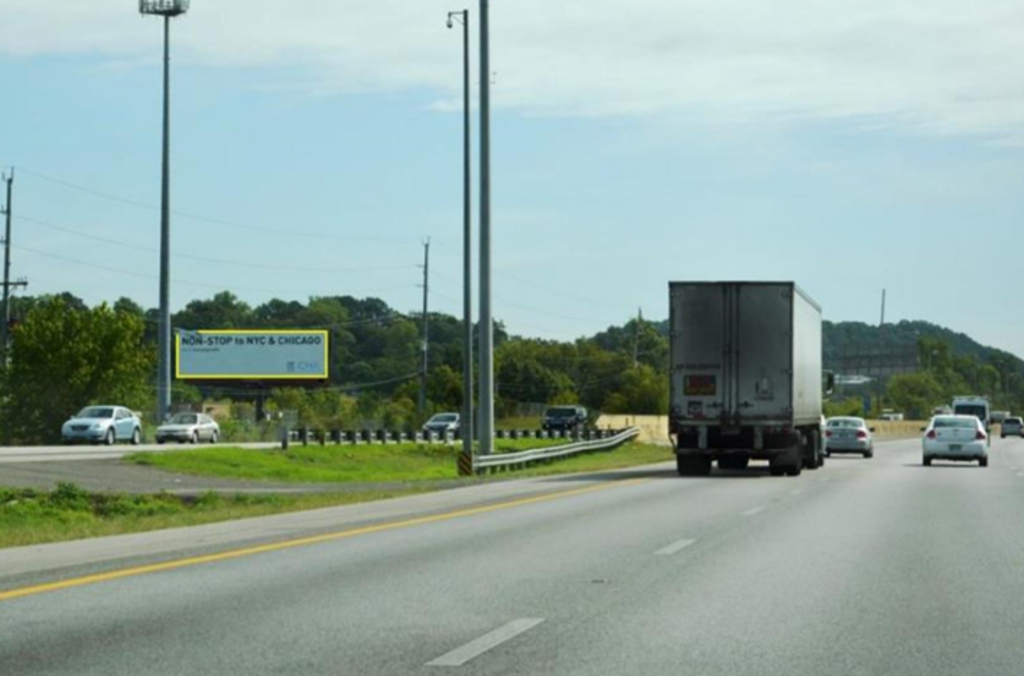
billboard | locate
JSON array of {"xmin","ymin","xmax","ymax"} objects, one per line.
[{"xmin": 175, "ymin": 330, "xmax": 329, "ymax": 380}]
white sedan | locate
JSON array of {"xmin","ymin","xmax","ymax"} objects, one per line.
[
  {"xmin": 922, "ymin": 415, "xmax": 988, "ymax": 467},
  {"xmin": 156, "ymin": 412, "xmax": 220, "ymax": 444}
]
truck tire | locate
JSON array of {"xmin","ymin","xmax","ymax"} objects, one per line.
[
  {"xmin": 803, "ymin": 432, "xmax": 821, "ymax": 470},
  {"xmin": 677, "ymin": 454, "xmax": 711, "ymax": 476}
]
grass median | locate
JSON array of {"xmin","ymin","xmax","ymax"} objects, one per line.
[
  {"xmin": 0, "ymin": 483, "xmax": 429, "ymax": 549},
  {"xmin": 1, "ymin": 441, "xmax": 671, "ymax": 548},
  {"xmin": 125, "ymin": 439, "xmax": 670, "ymax": 484}
]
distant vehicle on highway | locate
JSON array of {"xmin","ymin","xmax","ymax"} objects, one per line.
[
  {"xmin": 541, "ymin": 406, "xmax": 588, "ymax": 433},
  {"xmin": 422, "ymin": 412, "xmax": 460, "ymax": 436},
  {"xmin": 825, "ymin": 417, "xmax": 875, "ymax": 458},
  {"xmin": 61, "ymin": 406, "xmax": 142, "ymax": 446},
  {"xmin": 156, "ymin": 412, "xmax": 220, "ymax": 444},
  {"xmin": 1002, "ymin": 417, "xmax": 1023, "ymax": 439},
  {"xmin": 922, "ymin": 415, "xmax": 988, "ymax": 467},
  {"xmin": 952, "ymin": 396, "xmax": 991, "ymax": 429}
]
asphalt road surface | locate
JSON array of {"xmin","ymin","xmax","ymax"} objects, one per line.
[
  {"xmin": 4, "ymin": 436, "xmax": 1024, "ymax": 675},
  {"xmin": 0, "ymin": 442, "xmax": 276, "ymax": 464}
]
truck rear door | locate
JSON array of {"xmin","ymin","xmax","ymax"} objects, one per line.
[
  {"xmin": 671, "ymin": 284, "xmax": 728, "ymax": 421},
  {"xmin": 733, "ymin": 284, "xmax": 793, "ymax": 422}
]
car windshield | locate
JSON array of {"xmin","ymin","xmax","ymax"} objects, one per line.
[
  {"xmin": 430, "ymin": 414, "xmax": 457, "ymax": 423},
  {"xmin": 1006, "ymin": 418, "xmax": 1022, "ymax": 425},
  {"xmin": 76, "ymin": 407, "xmax": 114, "ymax": 419},
  {"xmin": 827, "ymin": 419, "xmax": 863, "ymax": 428},
  {"xmin": 546, "ymin": 408, "xmax": 577, "ymax": 418},
  {"xmin": 933, "ymin": 417, "xmax": 978, "ymax": 429},
  {"xmin": 169, "ymin": 413, "xmax": 198, "ymax": 425}
]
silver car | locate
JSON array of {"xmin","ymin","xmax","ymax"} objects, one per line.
[
  {"xmin": 1001, "ymin": 417, "xmax": 1023, "ymax": 439},
  {"xmin": 61, "ymin": 406, "xmax": 142, "ymax": 445},
  {"xmin": 423, "ymin": 412, "xmax": 460, "ymax": 436},
  {"xmin": 824, "ymin": 416, "xmax": 875, "ymax": 458},
  {"xmin": 156, "ymin": 412, "xmax": 221, "ymax": 444}
]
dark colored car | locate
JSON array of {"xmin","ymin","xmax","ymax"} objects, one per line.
[
  {"xmin": 1002, "ymin": 417, "xmax": 1023, "ymax": 438},
  {"xmin": 542, "ymin": 406, "xmax": 588, "ymax": 432}
]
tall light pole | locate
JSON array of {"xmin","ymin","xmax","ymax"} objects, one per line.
[
  {"xmin": 140, "ymin": 0, "xmax": 189, "ymax": 422},
  {"xmin": 478, "ymin": 0, "xmax": 494, "ymax": 455},
  {"xmin": 447, "ymin": 9, "xmax": 473, "ymax": 459}
]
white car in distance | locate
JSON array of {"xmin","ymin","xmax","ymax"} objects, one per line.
[
  {"xmin": 922, "ymin": 415, "xmax": 988, "ymax": 467},
  {"xmin": 156, "ymin": 412, "xmax": 220, "ymax": 444}
]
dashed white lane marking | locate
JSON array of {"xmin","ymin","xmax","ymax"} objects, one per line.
[
  {"xmin": 741, "ymin": 506, "xmax": 766, "ymax": 516},
  {"xmin": 427, "ymin": 619, "xmax": 545, "ymax": 667},
  {"xmin": 791, "ymin": 489, "xmax": 805, "ymax": 496},
  {"xmin": 655, "ymin": 538, "xmax": 698, "ymax": 556}
]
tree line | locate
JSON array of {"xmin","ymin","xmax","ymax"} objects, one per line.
[{"xmin": 2, "ymin": 292, "xmax": 1021, "ymax": 444}]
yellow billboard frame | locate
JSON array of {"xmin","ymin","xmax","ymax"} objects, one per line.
[{"xmin": 175, "ymin": 329, "xmax": 330, "ymax": 380}]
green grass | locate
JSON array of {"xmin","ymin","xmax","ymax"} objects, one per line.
[
  {"xmin": 0, "ymin": 483, "xmax": 427, "ymax": 549},
  {"xmin": 3, "ymin": 442, "xmax": 673, "ymax": 548},
  {"xmin": 126, "ymin": 440, "xmax": 671, "ymax": 484}
]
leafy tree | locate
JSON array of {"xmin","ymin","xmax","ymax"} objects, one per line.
[
  {"xmin": 886, "ymin": 372, "xmax": 944, "ymax": 419},
  {"xmin": 173, "ymin": 292, "xmax": 253, "ymax": 329},
  {"xmin": 0, "ymin": 299, "xmax": 153, "ymax": 444},
  {"xmin": 602, "ymin": 364, "xmax": 668, "ymax": 414}
]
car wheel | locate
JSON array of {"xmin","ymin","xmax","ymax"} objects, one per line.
[
  {"xmin": 923, "ymin": 457, "xmax": 932, "ymax": 467},
  {"xmin": 210, "ymin": 431, "xmax": 219, "ymax": 444},
  {"xmin": 131, "ymin": 428, "xmax": 141, "ymax": 445},
  {"xmin": 191, "ymin": 431, "xmax": 199, "ymax": 444},
  {"xmin": 980, "ymin": 457, "xmax": 989, "ymax": 467},
  {"xmin": 104, "ymin": 428, "xmax": 116, "ymax": 446},
  {"xmin": 864, "ymin": 451, "xmax": 873, "ymax": 459},
  {"xmin": 157, "ymin": 439, "xmax": 166, "ymax": 445}
]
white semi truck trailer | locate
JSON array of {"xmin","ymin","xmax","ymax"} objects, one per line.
[{"xmin": 668, "ymin": 282, "xmax": 828, "ymax": 476}]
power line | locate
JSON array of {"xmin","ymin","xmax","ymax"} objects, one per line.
[
  {"xmin": 18, "ymin": 167, "xmax": 418, "ymax": 243},
  {"xmin": 16, "ymin": 214, "xmax": 416, "ymax": 274},
  {"xmin": 12, "ymin": 243, "xmax": 416, "ymax": 297}
]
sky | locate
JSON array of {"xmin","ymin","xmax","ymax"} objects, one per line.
[{"xmin": 1, "ymin": 0, "xmax": 1023, "ymax": 357}]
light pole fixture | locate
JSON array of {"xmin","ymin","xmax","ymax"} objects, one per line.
[
  {"xmin": 447, "ymin": 9, "xmax": 473, "ymax": 462},
  {"xmin": 140, "ymin": 0, "xmax": 190, "ymax": 423},
  {"xmin": 478, "ymin": 0, "xmax": 494, "ymax": 456}
]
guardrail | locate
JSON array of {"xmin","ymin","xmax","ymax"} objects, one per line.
[
  {"xmin": 281, "ymin": 427, "xmax": 623, "ymax": 448},
  {"xmin": 471, "ymin": 427, "xmax": 640, "ymax": 474}
]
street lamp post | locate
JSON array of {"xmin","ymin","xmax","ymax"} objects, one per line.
[
  {"xmin": 478, "ymin": 0, "xmax": 494, "ymax": 456},
  {"xmin": 447, "ymin": 9, "xmax": 473, "ymax": 460},
  {"xmin": 139, "ymin": 0, "xmax": 189, "ymax": 423}
]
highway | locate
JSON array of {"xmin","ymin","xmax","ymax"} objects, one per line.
[
  {"xmin": 0, "ymin": 441, "xmax": 276, "ymax": 464},
  {"xmin": 3, "ymin": 436, "xmax": 1024, "ymax": 675}
]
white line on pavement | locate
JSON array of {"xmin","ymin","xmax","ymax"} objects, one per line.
[
  {"xmin": 427, "ymin": 619, "xmax": 545, "ymax": 667},
  {"xmin": 654, "ymin": 538, "xmax": 697, "ymax": 556},
  {"xmin": 791, "ymin": 489, "xmax": 805, "ymax": 496},
  {"xmin": 741, "ymin": 506, "xmax": 766, "ymax": 516}
]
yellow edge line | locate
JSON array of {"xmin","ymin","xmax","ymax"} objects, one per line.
[{"xmin": 0, "ymin": 478, "xmax": 646, "ymax": 603}]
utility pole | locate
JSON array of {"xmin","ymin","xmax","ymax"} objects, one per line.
[
  {"xmin": 1, "ymin": 169, "xmax": 27, "ymax": 362},
  {"xmin": 419, "ymin": 239, "xmax": 431, "ymax": 414},
  {"xmin": 880, "ymin": 289, "xmax": 886, "ymax": 326},
  {"xmin": 478, "ymin": 0, "xmax": 494, "ymax": 455},
  {"xmin": 448, "ymin": 8, "xmax": 473, "ymax": 459}
]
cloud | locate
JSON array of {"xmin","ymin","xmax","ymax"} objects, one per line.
[{"xmin": 3, "ymin": 0, "xmax": 1024, "ymax": 141}]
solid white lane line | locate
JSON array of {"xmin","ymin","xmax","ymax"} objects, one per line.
[
  {"xmin": 427, "ymin": 619, "xmax": 545, "ymax": 667},
  {"xmin": 741, "ymin": 506, "xmax": 766, "ymax": 516},
  {"xmin": 655, "ymin": 538, "xmax": 697, "ymax": 556},
  {"xmin": 791, "ymin": 489, "xmax": 805, "ymax": 496}
]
